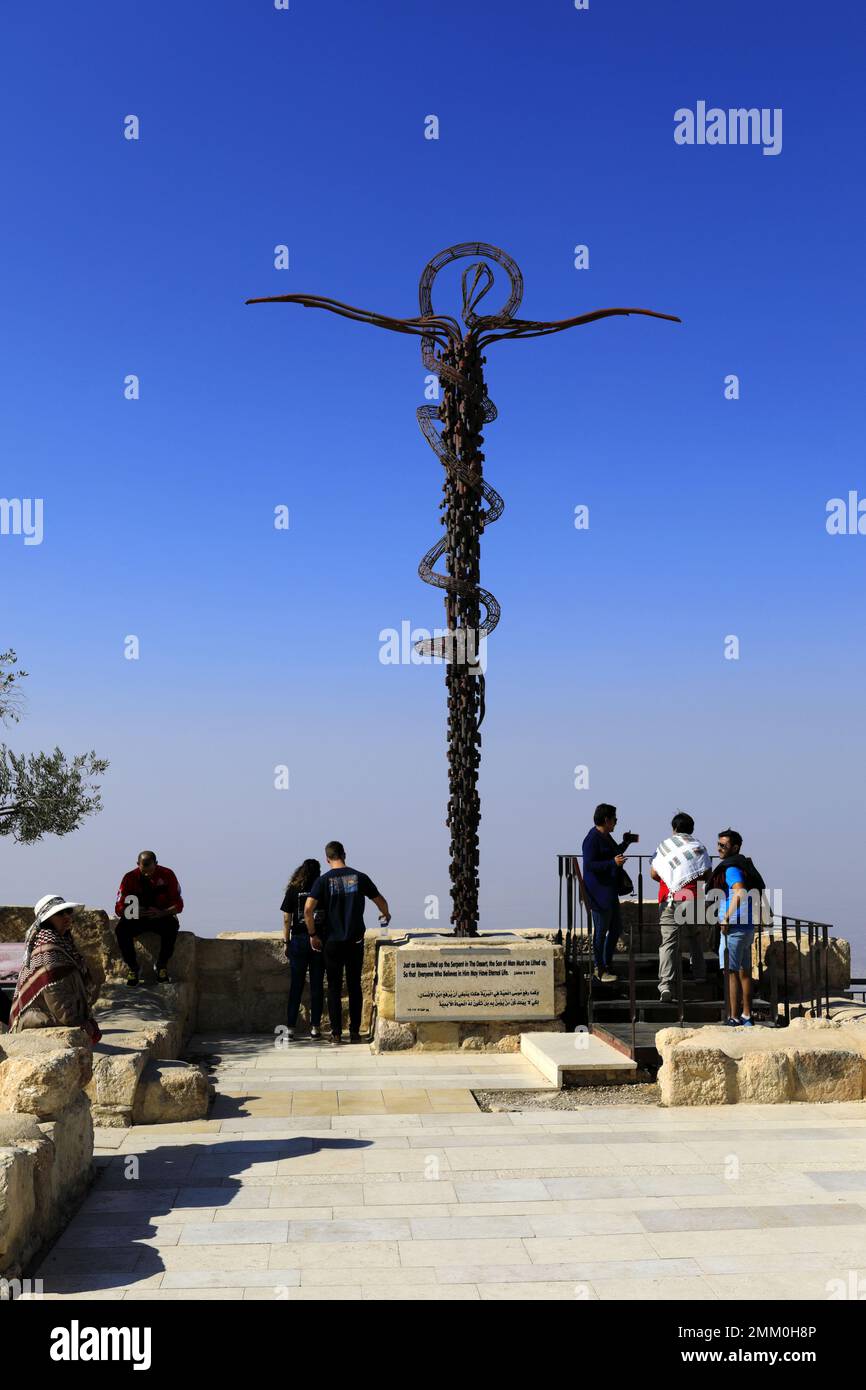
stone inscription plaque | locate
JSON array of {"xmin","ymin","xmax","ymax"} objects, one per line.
[{"xmin": 394, "ymin": 941, "xmax": 555, "ymax": 1020}]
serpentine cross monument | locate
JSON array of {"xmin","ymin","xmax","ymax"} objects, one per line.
[{"xmin": 248, "ymin": 242, "xmax": 680, "ymax": 938}]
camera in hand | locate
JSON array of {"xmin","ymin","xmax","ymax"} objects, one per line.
[{"xmin": 622, "ymin": 830, "xmax": 639, "ymax": 847}]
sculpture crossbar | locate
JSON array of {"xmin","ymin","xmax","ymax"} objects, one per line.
[{"xmin": 247, "ymin": 243, "xmax": 679, "ymax": 935}]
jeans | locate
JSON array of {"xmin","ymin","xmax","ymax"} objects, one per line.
[
  {"xmin": 590, "ymin": 900, "xmax": 621, "ymax": 972},
  {"xmin": 658, "ymin": 897, "xmax": 706, "ymax": 994},
  {"xmin": 115, "ymin": 916, "xmax": 180, "ymax": 970},
  {"xmin": 324, "ymin": 937, "xmax": 365, "ymax": 1037},
  {"xmin": 720, "ymin": 928, "xmax": 754, "ymax": 973},
  {"xmin": 286, "ymin": 934, "xmax": 325, "ymax": 1029}
]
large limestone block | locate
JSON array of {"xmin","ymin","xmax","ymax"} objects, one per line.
[
  {"xmin": 0, "ymin": 1037, "xmax": 92, "ymax": 1119},
  {"xmin": 39, "ymin": 1092, "xmax": 93, "ymax": 1219},
  {"xmin": 372, "ymin": 1019, "xmax": 416, "ymax": 1051},
  {"xmin": 379, "ymin": 947, "xmax": 397, "ymax": 993},
  {"xmin": 196, "ymin": 987, "xmax": 245, "ymax": 1032},
  {"xmin": 86, "ymin": 1045, "xmax": 148, "ymax": 1126},
  {"xmin": 0, "ymin": 1116, "xmax": 57, "ymax": 1276},
  {"xmin": 659, "ymin": 1043, "xmax": 734, "ymax": 1106},
  {"xmin": 0, "ymin": 1102, "xmax": 93, "ymax": 1276},
  {"xmin": 243, "ymin": 938, "xmax": 287, "ymax": 977},
  {"xmin": 67, "ymin": 910, "xmax": 123, "ymax": 984},
  {"xmin": 132, "ymin": 1059, "xmax": 210, "ymax": 1124},
  {"xmin": 413, "ymin": 1023, "xmax": 463, "ymax": 1051},
  {"xmin": 200, "ymin": 938, "xmax": 243, "ymax": 973},
  {"xmin": 377, "ymin": 988, "xmax": 396, "ymax": 1022},
  {"xmin": 762, "ymin": 936, "xmax": 851, "ymax": 997},
  {"xmin": 787, "ymin": 1047, "xmax": 864, "ymax": 1102},
  {"xmin": 737, "ymin": 1049, "xmax": 791, "ymax": 1103},
  {"xmin": 247, "ymin": 994, "xmax": 288, "ymax": 1034},
  {"xmin": 0, "ymin": 1113, "xmax": 46, "ymax": 1146},
  {"xmin": 0, "ymin": 908, "xmax": 32, "ymax": 944},
  {"xmin": 94, "ymin": 982, "xmax": 191, "ymax": 1053},
  {"xmin": 0, "ymin": 1144, "xmax": 40, "ymax": 1276}
]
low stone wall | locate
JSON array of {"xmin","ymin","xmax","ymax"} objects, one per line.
[
  {"xmin": 87, "ymin": 983, "xmax": 209, "ymax": 1128},
  {"xmin": 0, "ymin": 1029, "xmax": 93, "ymax": 1277},
  {"xmin": 201, "ymin": 931, "xmax": 380, "ymax": 1035},
  {"xmin": 0, "ymin": 909, "xmax": 208, "ymax": 1127},
  {"xmin": 657, "ymin": 1017, "xmax": 866, "ymax": 1106}
]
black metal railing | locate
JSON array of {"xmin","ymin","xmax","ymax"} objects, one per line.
[{"xmin": 556, "ymin": 853, "xmax": 835, "ymax": 1052}]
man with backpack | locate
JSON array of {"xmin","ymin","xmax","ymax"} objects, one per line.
[{"xmin": 708, "ymin": 828, "xmax": 766, "ymax": 1027}]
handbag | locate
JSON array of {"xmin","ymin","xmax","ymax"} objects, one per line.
[{"xmin": 616, "ymin": 865, "xmax": 634, "ymax": 897}]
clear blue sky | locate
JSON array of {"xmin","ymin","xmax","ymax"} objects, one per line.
[{"xmin": 2, "ymin": 1, "xmax": 865, "ymax": 963}]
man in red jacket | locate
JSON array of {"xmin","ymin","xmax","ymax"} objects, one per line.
[{"xmin": 114, "ymin": 850, "xmax": 184, "ymax": 986}]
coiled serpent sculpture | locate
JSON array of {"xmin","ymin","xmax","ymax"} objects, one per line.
[{"xmin": 248, "ymin": 244, "xmax": 679, "ymax": 934}]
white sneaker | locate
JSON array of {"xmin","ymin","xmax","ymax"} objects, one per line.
[{"xmin": 599, "ymin": 970, "xmax": 617, "ymax": 984}]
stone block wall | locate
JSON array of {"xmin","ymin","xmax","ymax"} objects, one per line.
[
  {"xmin": 657, "ymin": 1018, "xmax": 866, "ymax": 1106},
  {"xmin": 0, "ymin": 1028, "xmax": 94, "ymax": 1277},
  {"xmin": 0, "ymin": 909, "xmax": 207, "ymax": 1128},
  {"xmin": 198, "ymin": 932, "xmax": 379, "ymax": 1036}
]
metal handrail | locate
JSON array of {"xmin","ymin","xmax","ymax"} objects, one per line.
[{"xmin": 557, "ymin": 854, "xmax": 836, "ymax": 1047}]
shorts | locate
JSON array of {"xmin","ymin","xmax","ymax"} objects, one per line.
[{"xmin": 720, "ymin": 928, "xmax": 754, "ymax": 972}]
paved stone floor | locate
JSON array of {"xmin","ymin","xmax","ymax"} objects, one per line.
[{"xmin": 33, "ymin": 1034, "xmax": 866, "ymax": 1301}]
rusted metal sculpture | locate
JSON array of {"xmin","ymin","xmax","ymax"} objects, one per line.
[{"xmin": 248, "ymin": 243, "xmax": 679, "ymax": 935}]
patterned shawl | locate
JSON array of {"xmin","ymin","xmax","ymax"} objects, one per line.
[
  {"xmin": 8, "ymin": 921, "xmax": 92, "ymax": 1030},
  {"xmin": 651, "ymin": 834, "xmax": 712, "ymax": 895}
]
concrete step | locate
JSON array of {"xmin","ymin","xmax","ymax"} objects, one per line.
[{"xmin": 520, "ymin": 1030, "xmax": 637, "ymax": 1089}]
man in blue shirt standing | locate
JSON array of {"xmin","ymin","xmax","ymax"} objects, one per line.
[
  {"xmin": 581, "ymin": 804, "xmax": 634, "ymax": 983},
  {"xmin": 714, "ymin": 828, "xmax": 755, "ymax": 1026}
]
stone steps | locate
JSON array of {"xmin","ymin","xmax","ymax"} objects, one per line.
[{"xmin": 520, "ymin": 1032, "xmax": 637, "ymax": 1089}]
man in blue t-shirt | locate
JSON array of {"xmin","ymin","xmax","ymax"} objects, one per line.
[
  {"xmin": 304, "ymin": 840, "xmax": 391, "ymax": 1044},
  {"xmin": 716, "ymin": 828, "xmax": 755, "ymax": 1026}
]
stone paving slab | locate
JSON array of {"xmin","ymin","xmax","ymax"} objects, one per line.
[{"xmin": 30, "ymin": 1032, "xmax": 866, "ymax": 1301}]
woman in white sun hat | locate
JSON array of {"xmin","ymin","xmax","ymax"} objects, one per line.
[{"xmin": 8, "ymin": 895, "xmax": 101, "ymax": 1041}]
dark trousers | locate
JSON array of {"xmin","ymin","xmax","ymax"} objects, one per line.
[
  {"xmin": 115, "ymin": 916, "xmax": 180, "ymax": 971},
  {"xmin": 287, "ymin": 934, "xmax": 325, "ymax": 1029},
  {"xmin": 590, "ymin": 899, "xmax": 621, "ymax": 972},
  {"xmin": 324, "ymin": 937, "xmax": 364, "ymax": 1037}
]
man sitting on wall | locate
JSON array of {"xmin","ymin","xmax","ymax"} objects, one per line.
[{"xmin": 114, "ymin": 850, "xmax": 184, "ymax": 986}]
